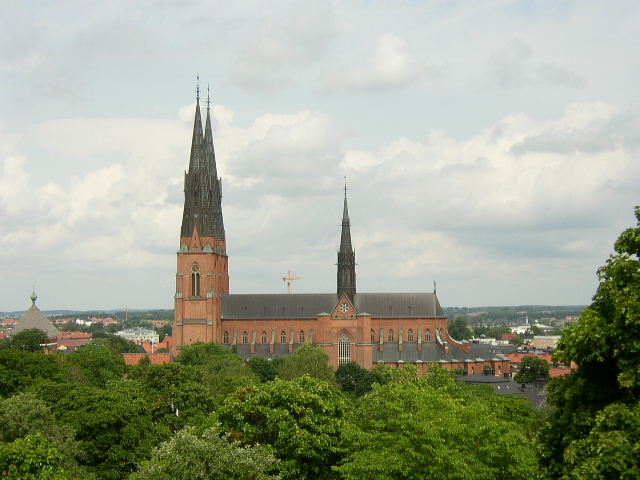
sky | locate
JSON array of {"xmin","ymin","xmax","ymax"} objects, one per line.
[{"xmin": 1, "ymin": 0, "xmax": 639, "ymax": 312}]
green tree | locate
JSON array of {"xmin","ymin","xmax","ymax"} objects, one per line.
[
  {"xmin": 337, "ymin": 367, "xmax": 538, "ymax": 480},
  {"xmin": 513, "ymin": 356, "xmax": 550, "ymax": 384},
  {"xmin": 66, "ymin": 343, "xmax": 126, "ymax": 387},
  {"xmin": 131, "ymin": 424, "xmax": 279, "ymax": 480},
  {"xmin": 248, "ymin": 356, "xmax": 280, "ymax": 383},
  {"xmin": 53, "ymin": 381, "xmax": 158, "ymax": 480},
  {"xmin": 134, "ymin": 362, "xmax": 216, "ymax": 432},
  {"xmin": 176, "ymin": 342, "xmax": 230, "ymax": 365},
  {"xmin": 276, "ymin": 344, "xmax": 335, "ymax": 383},
  {"xmin": 0, "ymin": 349, "xmax": 68, "ymax": 397},
  {"xmin": 0, "ymin": 433, "xmax": 69, "ymax": 480},
  {"xmin": 335, "ymin": 361, "xmax": 387, "ymax": 397},
  {"xmin": 217, "ymin": 375, "xmax": 350, "ymax": 480},
  {"xmin": 202, "ymin": 354, "xmax": 259, "ymax": 403},
  {"xmin": 538, "ymin": 206, "xmax": 640, "ymax": 479},
  {"xmin": 448, "ymin": 316, "xmax": 472, "ymax": 341},
  {"xmin": 89, "ymin": 334, "xmax": 140, "ymax": 354},
  {"xmin": 8, "ymin": 328, "xmax": 50, "ymax": 352}
]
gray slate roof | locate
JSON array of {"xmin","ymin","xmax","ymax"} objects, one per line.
[
  {"xmin": 221, "ymin": 292, "xmax": 444, "ymax": 319},
  {"xmin": 12, "ymin": 304, "xmax": 59, "ymax": 338}
]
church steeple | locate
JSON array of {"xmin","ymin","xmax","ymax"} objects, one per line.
[
  {"xmin": 337, "ymin": 179, "xmax": 356, "ymax": 301},
  {"xmin": 180, "ymin": 80, "xmax": 225, "ymax": 241}
]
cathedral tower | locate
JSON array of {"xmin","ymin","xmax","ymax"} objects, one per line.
[
  {"xmin": 337, "ymin": 184, "xmax": 356, "ymax": 301},
  {"xmin": 173, "ymin": 84, "xmax": 228, "ymax": 349}
]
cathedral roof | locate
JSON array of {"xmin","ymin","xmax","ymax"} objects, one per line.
[
  {"xmin": 12, "ymin": 294, "xmax": 59, "ymax": 338},
  {"xmin": 221, "ymin": 292, "xmax": 444, "ymax": 319}
]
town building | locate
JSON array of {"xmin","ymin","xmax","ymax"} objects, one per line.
[
  {"xmin": 171, "ymin": 87, "xmax": 509, "ymax": 375},
  {"xmin": 11, "ymin": 292, "xmax": 59, "ymax": 339},
  {"xmin": 116, "ymin": 327, "xmax": 159, "ymax": 345}
]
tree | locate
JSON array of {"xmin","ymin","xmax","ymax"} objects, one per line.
[
  {"xmin": 337, "ymin": 367, "xmax": 538, "ymax": 480},
  {"xmin": 202, "ymin": 354, "xmax": 259, "ymax": 403},
  {"xmin": 248, "ymin": 356, "xmax": 280, "ymax": 383},
  {"xmin": 217, "ymin": 375, "xmax": 350, "ymax": 480},
  {"xmin": 0, "ymin": 349, "xmax": 68, "ymax": 397},
  {"xmin": 176, "ymin": 342, "xmax": 230, "ymax": 366},
  {"xmin": 52, "ymin": 381, "xmax": 158, "ymax": 480},
  {"xmin": 509, "ymin": 335, "xmax": 525, "ymax": 345},
  {"xmin": 276, "ymin": 344, "xmax": 335, "ymax": 383},
  {"xmin": 335, "ymin": 361, "xmax": 387, "ymax": 397},
  {"xmin": 513, "ymin": 356, "xmax": 550, "ymax": 384},
  {"xmin": 448, "ymin": 317, "xmax": 472, "ymax": 341},
  {"xmin": 538, "ymin": 206, "xmax": 640, "ymax": 479},
  {"xmin": 0, "ymin": 433, "xmax": 69, "ymax": 480},
  {"xmin": 66, "ymin": 343, "xmax": 126, "ymax": 387},
  {"xmin": 131, "ymin": 425, "xmax": 279, "ymax": 480},
  {"xmin": 8, "ymin": 328, "xmax": 50, "ymax": 352},
  {"xmin": 89, "ymin": 334, "xmax": 140, "ymax": 354}
]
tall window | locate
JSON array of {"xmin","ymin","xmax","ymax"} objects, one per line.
[
  {"xmin": 261, "ymin": 331, "xmax": 268, "ymax": 343},
  {"xmin": 242, "ymin": 331, "xmax": 248, "ymax": 343},
  {"xmin": 191, "ymin": 263, "xmax": 201, "ymax": 297},
  {"xmin": 300, "ymin": 330, "xmax": 305, "ymax": 343},
  {"xmin": 338, "ymin": 334, "xmax": 351, "ymax": 364},
  {"xmin": 408, "ymin": 329, "xmax": 414, "ymax": 341},
  {"xmin": 425, "ymin": 329, "xmax": 431, "ymax": 341},
  {"xmin": 371, "ymin": 329, "xmax": 375, "ymax": 342},
  {"xmin": 223, "ymin": 331, "xmax": 229, "ymax": 344},
  {"xmin": 388, "ymin": 329, "xmax": 394, "ymax": 342},
  {"xmin": 280, "ymin": 330, "xmax": 286, "ymax": 343}
]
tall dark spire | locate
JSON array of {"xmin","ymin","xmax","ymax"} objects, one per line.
[
  {"xmin": 180, "ymin": 81, "xmax": 225, "ymax": 241},
  {"xmin": 337, "ymin": 179, "xmax": 356, "ymax": 301}
]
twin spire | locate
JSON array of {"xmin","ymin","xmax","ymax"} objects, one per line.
[{"xmin": 180, "ymin": 78, "xmax": 225, "ymax": 241}]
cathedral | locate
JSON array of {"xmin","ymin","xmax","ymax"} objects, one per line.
[{"xmin": 171, "ymin": 89, "xmax": 509, "ymax": 376}]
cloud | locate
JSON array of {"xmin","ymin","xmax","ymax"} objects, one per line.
[
  {"xmin": 232, "ymin": 1, "xmax": 337, "ymax": 90},
  {"xmin": 489, "ymin": 39, "xmax": 585, "ymax": 88},
  {"xmin": 333, "ymin": 33, "xmax": 422, "ymax": 90}
]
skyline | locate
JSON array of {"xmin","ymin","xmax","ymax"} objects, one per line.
[{"xmin": 1, "ymin": 1, "xmax": 639, "ymax": 311}]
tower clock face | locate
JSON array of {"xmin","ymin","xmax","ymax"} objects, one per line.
[{"xmin": 340, "ymin": 303, "xmax": 349, "ymax": 313}]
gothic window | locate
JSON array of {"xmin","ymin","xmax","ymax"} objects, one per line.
[
  {"xmin": 223, "ymin": 331, "xmax": 229, "ymax": 344},
  {"xmin": 338, "ymin": 334, "xmax": 351, "ymax": 364},
  {"xmin": 280, "ymin": 330, "xmax": 286, "ymax": 343},
  {"xmin": 408, "ymin": 329, "xmax": 414, "ymax": 341},
  {"xmin": 242, "ymin": 331, "xmax": 248, "ymax": 344},
  {"xmin": 261, "ymin": 331, "xmax": 267, "ymax": 344},
  {"xmin": 371, "ymin": 329, "xmax": 375, "ymax": 342},
  {"xmin": 425, "ymin": 329, "xmax": 431, "ymax": 341},
  {"xmin": 191, "ymin": 263, "xmax": 201, "ymax": 297},
  {"xmin": 300, "ymin": 330, "xmax": 305, "ymax": 343},
  {"xmin": 389, "ymin": 329, "xmax": 394, "ymax": 342}
]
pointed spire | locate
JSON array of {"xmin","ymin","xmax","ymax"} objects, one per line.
[
  {"xmin": 337, "ymin": 179, "xmax": 356, "ymax": 301},
  {"xmin": 181, "ymin": 80, "xmax": 225, "ymax": 242}
]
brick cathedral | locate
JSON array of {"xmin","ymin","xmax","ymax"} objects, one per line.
[{"xmin": 172, "ymin": 89, "xmax": 508, "ymax": 375}]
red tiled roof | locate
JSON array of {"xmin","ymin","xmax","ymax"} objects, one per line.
[{"xmin": 122, "ymin": 353, "xmax": 173, "ymax": 366}]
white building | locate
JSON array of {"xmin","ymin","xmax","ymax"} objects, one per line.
[{"xmin": 116, "ymin": 327, "xmax": 159, "ymax": 344}]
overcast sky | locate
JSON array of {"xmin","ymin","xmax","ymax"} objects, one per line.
[{"xmin": 1, "ymin": 0, "xmax": 639, "ymax": 312}]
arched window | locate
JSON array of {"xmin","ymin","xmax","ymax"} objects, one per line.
[
  {"xmin": 191, "ymin": 263, "xmax": 201, "ymax": 297},
  {"xmin": 425, "ymin": 329, "xmax": 431, "ymax": 341},
  {"xmin": 408, "ymin": 329, "xmax": 414, "ymax": 341},
  {"xmin": 388, "ymin": 329, "xmax": 394, "ymax": 342},
  {"xmin": 300, "ymin": 330, "xmax": 305, "ymax": 343},
  {"xmin": 371, "ymin": 329, "xmax": 375, "ymax": 342},
  {"xmin": 261, "ymin": 331, "xmax": 267, "ymax": 344},
  {"xmin": 242, "ymin": 331, "xmax": 248, "ymax": 344},
  {"xmin": 338, "ymin": 334, "xmax": 351, "ymax": 364},
  {"xmin": 223, "ymin": 331, "xmax": 229, "ymax": 344},
  {"xmin": 280, "ymin": 330, "xmax": 286, "ymax": 343}
]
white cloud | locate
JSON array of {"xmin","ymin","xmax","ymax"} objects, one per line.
[{"xmin": 336, "ymin": 33, "xmax": 421, "ymax": 90}]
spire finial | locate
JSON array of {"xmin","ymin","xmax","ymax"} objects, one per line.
[
  {"xmin": 207, "ymin": 84, "xmax": 211, "ymax": 110},
  {"xmin": 344, "ymin": 176, "xmax": 347, "ymax": 197},
  {"xmin": 433, "ymin": 280, "xmax": 437, "ymax": 294},
  {"xmin": 196, "ymin": 74, "xmax": 200, "ymax": 102},
  {"xmin": 30, "ymin": 285, "xmax": 37, "ymax": 305}
]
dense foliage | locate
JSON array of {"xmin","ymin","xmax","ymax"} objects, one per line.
[{"xmin": 538, "ymin": 206, "xmax": 640, "ymax": 479}]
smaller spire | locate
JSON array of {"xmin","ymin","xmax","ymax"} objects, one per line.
[
  {"xmin": 196, "ymin": 74, "xmax": 200, "ymax": 102},
  {"xmin": 207, "ymin": 84, "xmax": 211, "ymax": 110}
]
